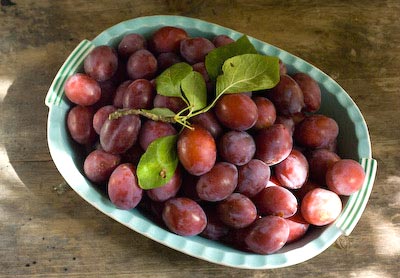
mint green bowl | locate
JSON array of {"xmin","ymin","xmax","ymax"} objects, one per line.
[{"xmin": 45, "ymin": 15, "xmax": 377, "ymax": 269}]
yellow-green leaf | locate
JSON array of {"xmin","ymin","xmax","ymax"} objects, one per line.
[{"xmin": 137, "ymin": 135, "xmax": 178, "ymax": 189}]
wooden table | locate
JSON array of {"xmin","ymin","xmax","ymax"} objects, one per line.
[{"xmin": 1, "ymin": 1, "xmax": 399, "ymax": 277}]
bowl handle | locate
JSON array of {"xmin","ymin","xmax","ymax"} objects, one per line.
[
  {"xmin": 335, "ymin": 157, "xmax": 377, "ymax": 236},
  {"xmin": 45, "ymin": 40, "xmax": 95, "ymax": 107}
]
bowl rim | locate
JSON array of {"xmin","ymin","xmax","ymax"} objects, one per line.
[{"xmin": 45, "ymin": 15, "xmax": 377, "ymax": 269}]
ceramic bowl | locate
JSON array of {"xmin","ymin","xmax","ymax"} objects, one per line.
[{"xmin": 45, "ymin": 15, "xmax": 377, "ymax": 269}]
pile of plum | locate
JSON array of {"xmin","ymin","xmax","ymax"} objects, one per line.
[{"xmin": 64, "ymin": 26, "xmax": 366, "ymax": 255}]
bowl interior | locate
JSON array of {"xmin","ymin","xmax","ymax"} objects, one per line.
[{"xmin": 46, "ymin": 15, "xmax": 373, "ymax": 269}]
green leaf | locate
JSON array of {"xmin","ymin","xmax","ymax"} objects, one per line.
[
  {"xmin": 155, "ymin": 62, "xmax": 193, "ymax": 98},
  {"xmin": 140, "ymin": 107, "xmax": 176, "ymax": 118},
  {"xmin": 216, "ymin": 54, "xmax": 280, "ymax": 96},
  {"xmin": 137, "ymin": 135, "xmax": 178, "ymax": 190},
  {"xmin": 181, "ymin": 71, "xmax": 207, "ymax": 112},
  {"xmin": 205, "ymin": 35, "xmax": 258, "ymax": 80}
]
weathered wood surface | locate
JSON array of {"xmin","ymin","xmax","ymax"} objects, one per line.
[{"xmin": 0, "ymin": 1, "xmax": 399, "ymax": 277}]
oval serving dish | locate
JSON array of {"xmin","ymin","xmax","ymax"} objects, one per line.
[{"xmin": 45, "ymin": 15, "xmax": 377, "ymax": 269}]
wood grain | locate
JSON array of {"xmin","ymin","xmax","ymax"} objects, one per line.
[{"xmin": 0, "ymin": 1, "xmax": 399, "ymax": 277}]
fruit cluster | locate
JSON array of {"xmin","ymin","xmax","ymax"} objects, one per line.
[{"xmin": 64, "ymin": 26, "xmax": 365, "ymax": 255}]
